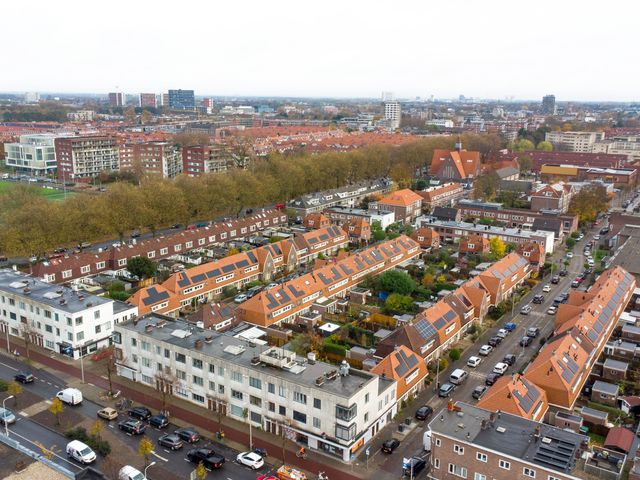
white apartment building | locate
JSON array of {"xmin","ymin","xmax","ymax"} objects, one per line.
[
  {"xmin": 591, "ymin": 135, "xmax": 640, "ymax": 162},
  {"xmin": 384, "ymin": 101, "xmax": 401, "ymax": 130},
  {"xmin": 545, "ymin": 131, "xmax": 605, "ymax": 153},
  {"xmin": 67, "ymin": 111, "xmax": 96, "ymax": 122},
  {"xmin": 0, "ymin": 269, "xmax": 137, "ymax": 359},
  {"xmin": 4, "ymin": 134, "xmax": 58, "ymax": 176},
  {"xmin": 115, "ymin": 315, "xmax": 397, "ymax": 462}
]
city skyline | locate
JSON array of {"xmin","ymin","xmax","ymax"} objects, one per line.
[{"xmin": 3, "ymin": 0, "xmax": 638, "ymax": 102}]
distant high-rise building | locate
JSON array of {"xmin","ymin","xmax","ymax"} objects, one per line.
[
  {"xmin": 108, "ymin": 92, "xmax": 124, "ymax": 107},
  {"xmin": 24, "ymin": 92, "xmax": 40, "ymax": 103},
  {"xmin": 139, "ymin": 93, "xmax": 157, "ymax": 108},
  {"xmin": 201, "ymin": 98, "xmax": 214, "ymax": 108},
  {"xmin": 168, "ymin": 89, "xmax": 195, "ymax": 110},
  {"xmin": 55, "ymin": 136, "xmax": 120, "ymax": 182},
  {"xmin": 384, "ymin": 101, "xmax": 401, "ymax": 130},
  {"xmin": 541, "ymin": 94, "xmax": 556, "ymax": 115}
]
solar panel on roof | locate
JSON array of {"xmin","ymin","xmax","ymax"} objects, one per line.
[
  {"xmin": 222, "ymin": 264, "xmax": 235, "ymax": 273},
  {"xmin": 142, "ymin": 287, "xmax": 169, "ymax": 306},
  {"xmin": 561, "ymin": 367, "xmax": 575, "ymax": 384},
  {"xmin": 339, "ymin": 264, "xmax": 353, "ymax": 275},
  {"xmin": 394, "ymin": 352, "xmax": 409, "ymax": 377},
  {"xmin": 319, "ymin": 233, "xmax": 329, "ymax": 241},
  {"xmin": 246, "ymin": 251, "xmax": 257, "ymax": 262},
  {"xmin": 279, "ymin": 290, "xmax": 291, "ymax": 302},
  {"xmin": 354, "ymin": 257, "xmax": 364, "ymax": 268},
  {"xmin": 390, "ymin": 243, "xmax": 400, "ymax": 253},
  {"xmin": 414, "ymin": 319, "xmax": 437, "ymax": 340},
  {"xmin": 398, "ymin": 348, "xmax": 418, "ymax": 368},
  {"xmin": 433, "ymin": 317, "xmax": 446, "ymax": 330},
  {"xmin": 513, "ymin": 390, "xmax": 533, "ymax": 413},
  {"xmin": 265, "ymin": 293, "xmax": 279, "ymax": 309},
  {"xmin": 308, "ymin": 237, "xmax": 318, "ymax": 244},
  {"xmin": 235, "ymin": 259, "xmax": 249, "ymax": 268},
  {"xmin": 587, "ymin": 331, "xmax": 598, "ymax": 342},
  {"xmin": 371, "ymin": 251, "xmax": 383, "ymax": 261},
  {"xmin": 318, "ymin": 273, "xmax": 331, "ymax": 285},
  {"xmin": 330, "ymin": 267, "xmax": 342, "ymax": 280},
  {"xmin": 362, "ymin": 255, "xmax": 374, "ymax": 266},
  {"xmin": 381, "ymin": 247, "xmax": 392, "ymax": 257},
  {"xmin": 177, "ymin": 276, "xmax": 191, "ymax": 287},
  {"xmin": 287, "ymin": 285, "xmax": 304, "ymax": 298},
  {"xmin": 444, "ymin": 310, "xmax": 457, "ymax": 321},
  {"xmin": 564, "ymin": 354, "xmax": 579, "ymax": 373}
]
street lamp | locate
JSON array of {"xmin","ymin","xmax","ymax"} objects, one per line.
[
  {"xmin": 144, "ymin": 461, "xmax": 156, "ymax": 479},
  {"xmin": 2, "ymin": 396, "xmax": 14, "ymax": 436}
]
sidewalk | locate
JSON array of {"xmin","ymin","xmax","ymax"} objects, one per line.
[{"xmin": 2, "ymin": 340, "xmax": 374, "ymax": 480}]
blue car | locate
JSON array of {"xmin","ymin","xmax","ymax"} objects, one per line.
[{"xmin": 503, "ymin": 322, "xmax": 516, "ymax": 332}]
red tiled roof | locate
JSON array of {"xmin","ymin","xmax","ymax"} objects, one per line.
[{"xmin": 604, "ymin": 427, "xmax": 634, "ymax": 453}]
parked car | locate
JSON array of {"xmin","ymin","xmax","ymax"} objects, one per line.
[
  {"xmin": 520, "ymin": 305, "xmax": 532, "ymax": 315},
  {"xmin": 66, "ymin": 440, "xmax": 96, "ymax": 464},
  {"xmin": 488, "ymin": 336, "xmax": 502, "ymax": 347},
  {"xmin": 527, "ymin": 327, "xmax": 540, "ymax": 338},
  {"xmin": 402, "ymin": 457, "xmax": 426, "ymax": 476},
  {"xmin": 56, "ymin": 388, "xmax": 83, "ymax": 405},
  {"xmin": 593, "ymin": 235, "xmax": 601, "ymax": 240},
  {"xmin": 547, "ymin": 306, "xmax": 557, "ymax": 315},
  {"xmin": 479, "ymin": 345, "xmax": 493, "ymax": 356},
  {"xmin": 0, "ymin": 407, "xmax": 16, "ymax": 425},
  {"xmin": 174, "ymin": 427, "xmax": 201, "ymax": 443},
  {"xmin": 503, "ymin": 322, "xmax": 516, "ymax": 332},
  {"xmin": 381, "ymin": 438, "xmax": 400, "ymax": 453},
  {"xmin": 14, "ymin": 372, "xmax": 34, "ymax": 384},
  {"xmin": 472, "ymin": 385, "xmax": 488, "ymax": 400},
  {"xmin": 553, "ymin": 295, "xmax": 564, "ymax": 306},
  {"xmin": 187, "ymin": 448, "xmax": 225, "ymax": 470},
  {"xmin": 438, "ymin": 383, "xmax": 456, "ymax": 398},
  {"xmin": 236, "ymin": 451, "xmax": 264, "ymax": 469},
  {"xmin": 542, "ymin": 284, "xmax": 551, "ymax": 292},
  {"xmin": 158, "ymin": 434, "xmax": 184, "ymax": 451},
  {"xmin": 493, "ymin": 362, "xmax": 509, "ymax": 375},
  {"xmin": 149, "ymin": 414, "xmax": 169, "ymax": 429},
  {"xmin": 503, "ymin": 354, "xmax": 516, "ymax": 366},
  {"xmin": 520, "ymin": 336, "xmax": 533, "ymax": 347},
  {"xmin": 559, "ymin": 269, "xmax": 568, "ymax": 277},
  {"xmin": 467, "ymin": 356, "xmax": 482, "ymax": 368},
  {"xmin": 532, "ymin": 295, "xmax": 544, "ymax": 304},
  {"xmin": 496, "ymin": 328, "xmax": 509, "ymax": 339},
  {"xmin": 571, "ymin": 280, "xmax": 580, "ymax": 288},
  {"xmin": 414, "ymin": 405, "xmax": 434, "ymax": 421},
  {"xmin": 127, "ymin": 407, "xmax": 152, "ymax": 421},
  {"xmin": 97, "ymin": 407, "xmax": 118, "ymax": 421},
  {"xmin": 234, "ymin": 294, "xmax": 248, "ymax": 304},
  {"xmin": 566, "ymin": 252, "xmax": 574, "ymax": 259},
  {"xmin": 118, "ymin": 420, "xmax": 146, "ymax": 435},
  {"xmin": 485, "ymin": 373, "xmax": 500, "ymax": 386},
  {"xmin": 551, "ymin": 275, "xmax": 560, "ymax": 284},
  {"xmin": 118, "ymin": 465, "xmax": 145, "ymax": 480}
]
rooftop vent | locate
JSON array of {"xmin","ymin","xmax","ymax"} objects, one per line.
[
  {"xmin": 145, "ymin": 324, "xmax": 154, "ymax": 332},
  {"xmin": 195, "ymin": 339, "xmax": 203, "ymax": 349},
  {"xmin": 541, "ymin": 437, "xmax": 552, "ymax": 444},
  {"xmin": 223, "ymin": 345, "xmax": 246, "ymax": 356},
  {"xmin": 171, "ymin": 329, "xmax": 192, "ymax": 339}
]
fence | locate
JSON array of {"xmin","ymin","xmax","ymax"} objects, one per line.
[{"xmin": 0, "ymin": 432, "xmax": 76, "ymax": 479}]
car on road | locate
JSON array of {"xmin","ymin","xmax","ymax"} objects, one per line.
[
  {"xmin": 118, "ymin": 420, "xmax": 146, "ymax": 435},
  {"xmin": 234, "ymin": 294, "xmax": 248, "ymax": 303},
  {"xmin": 14, "ymin": 372, "xmax": 34, "ymax": 384},
  {"xmin": 551, "ymin": 275, "xmax": 560, "ymax": 284},
  {"xmin": 496, "ymin": 328, "xmax": 509, "ymax": 339},
  {"xmin": 414, "ymin": 405, "xmax": 434, "ymax": 421},
  {"xmin": 527, "ymin": 327, "xmax": 540, "ymax": 338},
  {"xmin": 438, "ymin": 383, "xmax": 456, "ymax": 398},
  {"xmin": 479, "ymin": 345, "xmax": 493, "ymax": 356},
  {"xmin": 594, "ymin": 235, "xmax": 601, "ymax": 240},
  {"xmin": 493, "ymin": 362, "xmax": 509, "ymax": 375},
  {"xmin": 485, "ymin": 373, "xmax": 500, "ymax": 386},
  {"xmin": 0, "ymin": 407, "xmax": 16, "ymax": 425},
  {"xmin": 187, "ymin": 448, "xmax": 225, "ymax": 470},
  {"xmin": 488, "ymin": 336, "xmax": 502, "ymax": 347},
  {"xmin": 158, "ymin": 434, "xmax": 184, "ymax": 451},
  {"xmin": 236, "ymin": 451, "xmax": 264, "ymax": 469},
  {"xmin": 503, "ymin": 322, "xmax": 517, "ymax": 332},
  {"xmin": 584, "ymin": 267, "xmax": 593, "ymax": 275},
  {"xmin": 266, "ymin": 282, "xmax": 278, "ymax": 290},
  {"xmin": 520, "ymin": 304, "xmax": 532, "ymax": 315},
  {"xmin": 542, "ymin": 284, "xmax": 551, "ymax": 292},
  {"xmin": 587, "ymin": 258, "xmax": 595, "ymax": 266},
  {"xmin": 130, "ymin": 230, "xmax": 141, "ymax": 238},
  {"xmin": 403, "ymin": 457, "xmax": 426, "ymax": 476},
  {"xmin": 532, "ymin": 294, "xmax": 545, "ymax": 304},
  {"xmin": 174, "ymin": 427, "xmax": 201, "ymax": 443},
  {"xmin": 127, "ymin": 407, "xmax": 152, "ymax": 421},
  {"xmin": 520, "ymin": 336, "xmax": 533, "ymax": 347},
  {"xmin": 381, "ymin": 438, "xmax": 400, "ymax": 453},
  {"xmin": 97, "ymin": 407, "xmax": 118, "ymax": 421},
  {"xmin": 149, "ymin": 414, "xmax": 169, "ymax": 429},
  {"xmin": 559, "ymin": 269, "xmax": 568, "ymax": 277},
  {"xmin": 66, "ymin": 440, "xmax": 96, "ymax": 465},
  {"xmin": 472, "ymin": 385, "xmax": 488, "ymax": 400},
  {"xmin": 170, "ymin": 224, "xmax": 181, "ymax": 229},
  {"xmin": 566, "ymin": 252, "xmax": 574, "ymax": 259},
  {"xmin": 118, "ymin": 465, "xmax": 146, "ymax": 480},
  {"xmin": 503, "ymin": 354, "xmax": 517, "ymax": 366},
  {"xmin": 547, "ymin": 306, "xmax": 557, "ymax": 315},
  {"xmin": 553, "ymin": 295, "xmax": 565, "ymax": 306},
  {"xmin": 577, "ymin": 233, "xmax": 584, "ymax": 241},
  {"xmin": 571, "ymin": 280, "xmax": 580, "ymax": 288},
  {"xmin": 467, "ymin": 356, "xmax": 482, "ymax": 368}
]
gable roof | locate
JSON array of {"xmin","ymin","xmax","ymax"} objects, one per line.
[
  {"xmin": 377, "ymin": 188, "xmax": 423, "ymax": 207},
  {"xmin": 370, "ymin": 345, "xmax": 428, "ymax": 399},
  {"xmin": 477, "ymin": 374, "xmax": 548, "ymax": 422},
  {"xmin": 604, "ymin": 427, "xmax": 634, "ymax": 453}
]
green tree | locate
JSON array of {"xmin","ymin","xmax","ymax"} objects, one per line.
[
  {"xmin": 473, "ymin": 172, "xmax": 500, "ymax": 201},
  {"xmin": 536, "ymin": 141, "xmax": 553, "ymax": 151},
  {"xmin": 568, "ymin": 185, "xmax": 609, "ymax": 224},
  {"xmin": 490, "ymin": 237, "xmax": 506, "ymax": 259},
  {"xmin": 566, "ymin": 237, "xmax": 576, "ymax": 249},
  {"xmin": 384, "ymin": 293, "xmax": 415, "ymax": 314},
  {"xmin": 50, "ymin": 397, "xmax": 64, "ymax": 425},
  {"xmin": 518, "ymin": 155, "xmax": 533, "ymax": 174},
  {"xmin": 138, "ymin": 436, "xmax": 154, "ymax": 469},
  {"xmin": 379, "ymin": 270, "xmax": 416, "ymax": 295},
  {"xmin": 448, "ymin": 349, "xmax": 461, "ymax": 361},
  {"xmin": 127, "ymin": 256, "xmax": 157, "ymax": 280},
  {"xmin": 513, "ymin": 138, "xmax": 535, "ymax": 152}
]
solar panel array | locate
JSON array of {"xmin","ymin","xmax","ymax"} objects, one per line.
[
  {"xmin": 532, "ymin": 434, "xmax": 579, "ymax": 473},
  {"xmin": 414, "ymin": 319, "xmax": 437, "ymax": 340},
  {"xmin": 394, "ymin": 348, "xmax": 419, "ymax": 377},
  {"xmin": 142, "ymin": 286, "xmax": 170, "ymax": 306}
]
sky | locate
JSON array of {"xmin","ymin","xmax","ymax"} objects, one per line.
[{"xmin": 3, "ymin": 0, "xmax": 639, "ymax": 101}]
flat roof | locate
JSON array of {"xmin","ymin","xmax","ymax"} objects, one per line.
[
  {"xmin": 0, "ymin": 268, "xmax": 111, "ymax": 314},
  {"xmin": 118, "ymin": 315, "xmax": 385, "ymax": 399},
  {"xmin": 430, "ymin": 403, "xmax": 587, "ymax": 475},
  {"xmin": 424, "ymin": 218, "xmax": 555, "ymax": 239}
]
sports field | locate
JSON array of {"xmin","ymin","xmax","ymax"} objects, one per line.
[{"xmin": 0, "ymin": 180, "xmax": 75, "ymax": 201}]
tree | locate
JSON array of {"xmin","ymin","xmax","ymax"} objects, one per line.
[
  {"xmin": 138, "ymin": 436, "xmax": 154, "ymax": 469},
  {"xmin": 124, "ymin": 106, "xmax": 136, "ymax": 123},
  {"xmin": 195, "ymin": 462, "xmax": 208, "ymax": 480},
  {"xmin": 512, "ymin": 138, "xmax": 535, "ymax": 152},
  {"xmin": 50, "ymin": 397, "xmax": 64, "ymax": 425},
  {"xmin": 379, "ymin": 270, "xmax": 416, "ymax": 295},
  {"xmin": 473, "ymin": 172, "xmax": 500, "ymax": 201},
  {"xmin": 154, "ymin": 366, "xmax": 179, "ymax": 412},
  {"xmin": 536, "ymin": 141, "xmax": 553, "ymax": 151},
  {"xmin": 448, "ymin": 349, "xmax": 461, "ymax": 361},
  {"xmin": 568, "ymin": 184, "xmax": 609, "ymax": 224},
  {"xmin": 384, "ymin": 293, "xmax": 415, "ymax": 314},
  {"xmin": 566, "ymin": 237, "xmax": 576, "ymax": 249},
  {"xmin": 94, "ymin": 346, "xmax": 117, "ymax": 396},
  {"xmin": 8, "ymin": 381, "xmax": 22, "ymax": 406},
  {"xmin": 140, "ymin": 110, "xmax": 153, "ymax": 124},
  {"xmin": 518, "ymin": 155, "xmax": 533, "ymax": 174},
  {"xmin": 490, "ymin": 237, "xmax": 506, "ymax": 259},
  {"xmin": 421, "ymin": 273, "xmax": 435, "ymax": 289},
  {"xmin": 90, "ymin": 419, "xmax": 104, "ymax": 441},
  {"xmin": 127, "ymin": 256, "xmax": 157, "ymax": 280}
]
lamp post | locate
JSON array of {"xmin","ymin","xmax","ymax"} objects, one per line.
[
  {"xmin": 3, "ymin": 396, "xmax": 14, "ymax": 436},
  {"xmin": 144, "ymin": 461, "xmax": 156, "ymax": 479}
]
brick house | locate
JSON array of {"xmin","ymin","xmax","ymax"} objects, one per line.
[
  {"xmin": 602, "ymin": 358, "xmax": 628, "ymax": 382},
  {"xmin": 340, "ymin": 217, "xmax": 371, "ymax": 244},
  {"xmin": 410, "ymin": 227, "xmax": 440, "ymax": 250},
  {"xmin": 429, "ymin": 146, "xmax": 481, "ymax": 181},
  {"xmin": 303, "ymin": 213, "xmax": 331, "ymax": 230},
  {"xmin": 459, "ymin": 234, "xmax": 490, "ymax": 255},
  {"xmin": 369, "ymin": 189, "xmax": 423, "ymax": 224},
  {"xmin": 530, "ymin": 182, "xmax": 574, "ymax": 213}
]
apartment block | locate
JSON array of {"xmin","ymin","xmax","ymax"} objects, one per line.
[
  {"xmin": 369, "ymin": 189, "xmax": 423, "ymax": 224},
  {"xmin": 526, "ymin": 151, "xmax": 627, "ymax": 172},
  {"xmin": 545, "ymin": 131, "xmax": 605, "ymax": 153},
  {"xmin": 182, "ymin": 145, "xmax": 230, "ymax": 176},
  {"xmin": 108, "ymin": 92, "xmax": 124, "ymax": 107},
  {"xmin": 0, "ymin": 269, "xmax": 136, "ymax": 359},
  {"xmin": 114, "ymin": 314, "xmax": 397, "ymax": 462},
  {"xmin": 168, "ymin": 89, "xmax": 195, "ymax": 110},
  {"xmin": 120, "ymin": 141, "xmax": 182, "ymax": 178},
  {"xmin": 4, "ymin": 134, "xmax": 58, "ymax": 176},
  {"xmin": 54, "ymin": 135, "xmax": 120, "ymax": 182},
  {"xmin": 592, "ymin": 135, "xmax": 640, "ymax": 162},
  {"xmin": 139, "ymin": 93, "xmax": 157, "ymax": 108},
  {"xmin": 417, "ymin": 182, "xmax": 465, "ymax": 210}
]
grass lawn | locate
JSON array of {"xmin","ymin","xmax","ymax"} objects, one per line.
[{"xmin": 0, "ymin": 180, "xmax": 75, "ymax": 201}]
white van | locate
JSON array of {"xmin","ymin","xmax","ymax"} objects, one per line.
[
  {"xmin": 56, "ymin": 388, "xmax": 83, "ymax": 405},
  {"xmin": 119, "ymin": 465, "xmax": 146, "ymax": 480},
  {"xmin": 449, "ymin": 368, "xmax": 468, "ymax": 385},
  {"xmin": 66, "ymin": 440, "xmax": 96, "ymax": 464}
]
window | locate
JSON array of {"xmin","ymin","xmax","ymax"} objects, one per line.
[
  {"xmin": 192, "ymin": 375, "xmax": 203, "ymax": 386},
  {"xmin": 364, "ymin": 412, "xmax": 369, "ymax": 423},
  {"xmin": 208, "ymin": 381, "xmax": 216, "ymax": 391},
  {"xmin": 499, "ymin": 460, "xmax": 510, "ymax": 470},
  {"xmin": 45, "ymin": 324, "xmax": 53, "ymax": 333},
  {"xmin": 95, "ymin": 324, "xmax": 101, "ymax": 334},
  {"xmin": 192, "ymin": 358, "xmax": 203, "ymax": 369},
  {"xmin": 278, "ymin": 385, "xmax": 286, "ymax": 397},
  {"xmin": 249, "ymin": 377, "xmax": 262, "ymax": 389},
  {"xmin": 231, "ymin": 371, "xmax": 243, "ymax": 383},
  {"xmin": 208, "ymin": 363, "xmax": 215, "ymax": 374},
  {"xmin": 293, "ymin": 411, "xmax": 307, "ymax": 424},
  {"xmin": 476, "ymin": 452, "xmax": 487, "ymax": 462},
  {"xmin": 336, "ymin": 404, "xmax": 357, "ymax": 422},
  {"xmin": 192, "ymin": 393, "xmax": 205, "ymax": 403},
  {"xmin": 250, "ymin": 411, "xmax": 262, "ymax": 424},
  {"xmin": 140, "ymin": 340, "xmax": 150, "ymax": 352},
  {"xmin": 268, "ymin": 383, "xmax": 275, "ymax": 394},
  {"xmin": 523, "ymin": 468, "xmax": 536, "ymax": 478},
  {"xmin": 313, "ymin": 398, "xmax": 321, "ymax": 409},
  {"xmin": 364, "ymin": 393, "xmax": 369, "ymax": 403},
  {"xmin": 141, "ymin": 357, "xmax": 151, "ymax": 368},
  {"xmin": 75, "ymin": 317, "xmax": 83, "ymax": 326},
  {"xmin": 474, "ymin": 474, "xmax": 486, "ymax": 480},
  {"xmin": 313, "ymin": 417, "xmax": 321, "ymax": 429},
  {"xmin": 335, "ymin": 423, "xmax": 356, "ymax": 441},
  {"xmin": 77, "ymin": 331, "xmax": 84, "ymax": 341},
  {"xmin": 548, "ymin": 476, "xmax": 561, "ymax": 480},
  {"xmin": 164, "ymin": 348, "xmax": 170, "ymax": 358},
  {"xmin": 250, "ymin": 395, "xmax": 262, "ymax": 407},
  {"xmin": 176, "ymin": 370, "xmax": 186, "ymax": 380},
  {"xmin": 268, "ymin": 402, "xmax": 275, "ymax": 412},
  {"xmin": 231, "ymin": 390, "xmax": 243, "ymax": 400},
  {"xmin": 230, "ymin": 404, "xmax": 243, "ymax": 417},
  {"xmin": 293, "ymin": 392, "xmax": 307, "ymax": 404},
  {"xmin": 448, "ymin": 464, "xmax": 467, "ymax": 478},
  {"xmin": 175, "ymin": 352, "xmax": 186, "ymax": 363},
  {"xmin": 131, "ymin": 338, "xmax": 137, "ymax": 347},
  {"xmin": 218, "ymin": 366, "xmax": 224, "ymax": 377},
  {"xmin": 218, "ymin": 384, "xmax": 225, "ymax": 394},
  {"xmin": 434, "ymin": 458, "xmax": 440, "ymax": 469},
  {"xmin": 454, "ymin": 444, "xmax": 464, "ymax": 455}
]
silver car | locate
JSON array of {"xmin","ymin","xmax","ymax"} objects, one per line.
[{"xmin": 0, "ymin": 407, "xmax": 16, "ymax": 425}]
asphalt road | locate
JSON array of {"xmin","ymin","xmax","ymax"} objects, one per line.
[{"xmin": 0, "ymin": 357, "xmax": 266, "ymax": 480}]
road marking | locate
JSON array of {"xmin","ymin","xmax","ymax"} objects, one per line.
[
  {"xmin": 151, "ymin": 451, "xmax": 168, "ymax": 462},
  {"xmin": 0, "ymin": 362, "xmax": 18, "ymax": 371},
  {"xmin": 8, "ymin": 428, "xmax": 82, "ymax": 470},
  {"xmin": 47, "ymin": 382, "xmax": 52, "ymax": 385},
  {"xmin": 44, "ymin": 400, "xmax": 52, "ymax": 405},
  {"xmin": 18, "ymin": 411, "xmax": 28, "ymax": 416},
  {"xmin": 87, "ymin": 383, "xmax": 95, "ymax": 387},
  {"xmin": 54, "ymin": 385, "xmax": 60, "ymax": 388}
]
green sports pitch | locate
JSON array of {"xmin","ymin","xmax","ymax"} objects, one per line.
[{"xmin": 0, "ymin": 180, "xmax": 75, "ymax": 201}]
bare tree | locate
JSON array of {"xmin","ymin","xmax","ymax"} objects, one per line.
[
  {"xmin": 154, "ymin": 366, "xmax": 178, "ymax": 412},
  {"xmin": 93, "ymin": 346, "xmax": 117, "ymax": 396}
]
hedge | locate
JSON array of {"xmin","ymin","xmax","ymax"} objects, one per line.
[{"xmin": 65, "ymin": 427, "xmax": 112, "ymax": 456}]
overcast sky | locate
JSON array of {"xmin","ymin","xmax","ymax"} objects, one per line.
[{"xmin": 4, "ymin": 0, "xmax": 638, "ymax": 101}]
